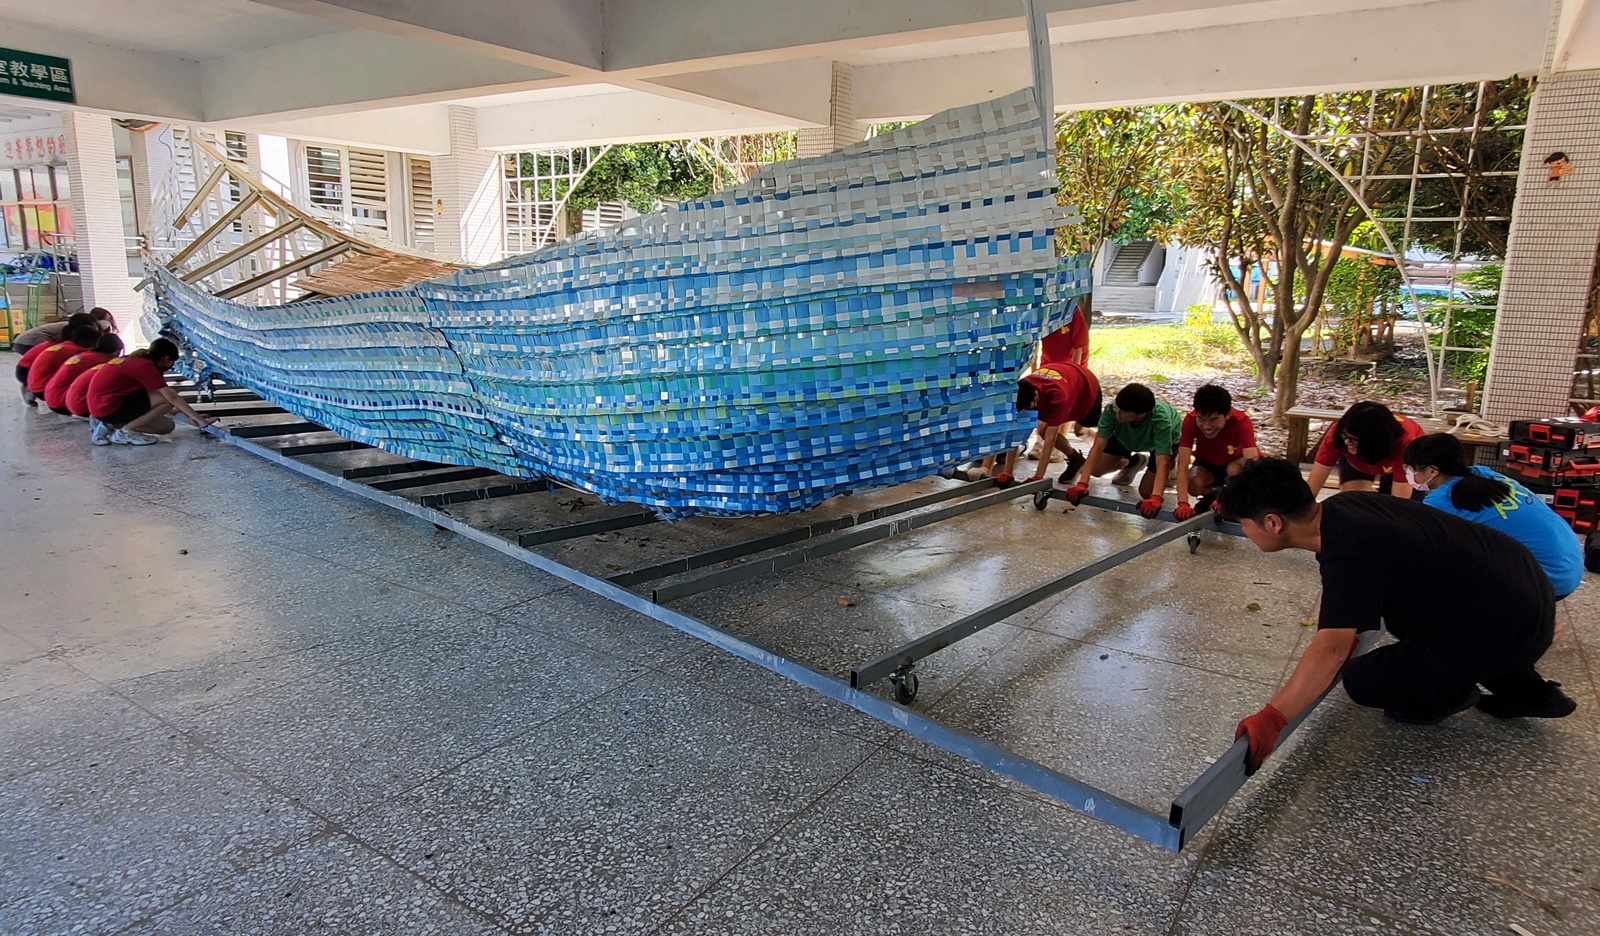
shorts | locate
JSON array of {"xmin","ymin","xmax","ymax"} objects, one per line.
[
  {"xmin": 1335, "ymin": 457, "xmax": 1394, "ymax": 494},
  {"xmin": 14, "ymin": 363, "xmax": 28, "ymax": 386},
  {"xmin": 103, "ymin": 390, "xmax": 152, "ymax": 428},
  {"xmin": 48, "ymin": 405, "xmax": 71, "ymax": 416},
  {"xmin": 1079, "ymin": 390, "xmax": 1103, "ymax": 429},
  {"xmin": 1192, "ymin": 457, "xmax": 1232, "ymax": 480},
  {"xmin": 1106, "ymin": 435, "xmax": 1180, "ymax": 461}
]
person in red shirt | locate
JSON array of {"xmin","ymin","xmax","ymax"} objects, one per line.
[
  {"xmin": 42, "ymin": 333, "xmax": 124, "ymax": 415},
  {"xmin": 65, "ymin": 362, "xmax": 107, "ymax": 418},
  {"xmin": 1307, "ymin": 401, "xmax": 1425, "ymax": 499},
  {"xmin": 85, "ymin": 338, "xmax": 216, "ymax": 446},
  {"xmin": 1174, "ymin": 384, "xmax": 1260, "ymax": 519},
  {"xmin": 986, "ymin": 361, "xmax": 1101, "ymax": 486},
  {"xmin": 14, "ymin": 316, "xmax": 98, "ymax": 407},
  {"xmin": 1038, "ymin": 304, "xmax": 1090, "ymax": 367}
]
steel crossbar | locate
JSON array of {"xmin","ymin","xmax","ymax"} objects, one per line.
[
  {"xmin": 342, "ymin": 460, "xmax": 446, "ymax": 480},
  {"xmin": 649, "ymin": 479, "xmax": 1049, "ymax": 604},
  {"xmin": 276, "ymin": 439, "xmax": 372, "ymax": 456},
  {"xmin": 851, "ymin": 509, "xmax": 1213, "ymax": 689},
  {"xmin": 418, "ymin": 481, "xmax": 553, "ymax": 508},
  {"xmin": 365, "ymin": 466, "xmax": 497, "ymax": 491},
  {"xmin": 202, "ymin": 424, "xmax": 1353, "ymax": 853},
  {"xmin": 227, "ymin": 421, "xmax": 328, "ymax": 438},
  {"xmin": 518, "ymin": 511, "xmax": 659, "ymax": 547},
  {"xmin": 608, "ymin": 479, "xmax": 998, "ymax": 588}
]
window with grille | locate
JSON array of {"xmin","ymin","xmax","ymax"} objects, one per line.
[
  {"xmin": 408, "ymin": 155, "xmax": 434, "ymax": 252},
  {"xmin": 347, "ymin": 148, "xmax": 387, "ymax": 231},
  {"xmin": 304, "ymin": 146, "xmax": 343, "ymax": 210},
  {"xmin": 224, "ymin": 132, "xmax": 249, "ymax": 231}
]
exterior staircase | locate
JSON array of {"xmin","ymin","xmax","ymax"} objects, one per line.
[{"xmin": 1095, "ymin": 240, "xmax": 1159, "ymax": 316}]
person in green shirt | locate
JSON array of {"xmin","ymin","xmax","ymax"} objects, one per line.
[{"xmin": 1064, "ymin": 383, "xmax": 1181, "ymax": 517}]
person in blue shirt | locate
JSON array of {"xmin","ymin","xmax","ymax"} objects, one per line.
[{"xmin": 1403, "ymin": 433, "xmax": 1585, "ymax": 599}]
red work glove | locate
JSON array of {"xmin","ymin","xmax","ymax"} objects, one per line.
[
  {"xmin": 1064, "ymin": 482, "xmax": 1089, "ymax": 505},
  {"xmin": 1173, "ymin": 501, "xmax": 1196, "ymax": 521},
  {"xmin": 1138, "ymin": 494, "xmax": 1164, "ymax": 518},
  {"xmin": 1235, "ymin": 703, "xmax": 1289, "ymax": 775},
  {"xmin": 994, "ymin": 471, "xmax": 1013, "ymax": 488}
]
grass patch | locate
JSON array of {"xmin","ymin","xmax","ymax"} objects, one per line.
[{"xmin": 1088, "ymin": 321, "xmax": 1251, "ymax": 378}]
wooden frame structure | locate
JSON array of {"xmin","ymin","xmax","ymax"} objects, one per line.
[{"xmin": 163, "ymin": 136, "xmax": 457, "ymax": 303}]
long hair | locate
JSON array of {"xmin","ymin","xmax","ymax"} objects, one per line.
[
  {"xmin": 1403, "ymin": 433, "xmax": 1511, "ymax": 512},
  {"xmin": 1334, "ymin": 401, "xmax": 1404, "ymax": 464}
]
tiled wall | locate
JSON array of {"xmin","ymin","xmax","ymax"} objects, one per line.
[
  {"xmin": 797, "ymin": 62, "xmax": 868, "ymax": 158},
  {"xmin": 61, "ymin": 112, "xmax": 137, "ymax": 325},
  {"xmin": 1483, "ymin": 69, "xmax": 1600, "ymax": 421},
  {"xmin": 434, "ymin": 106, "xmax": 503, "ymax": 265}
]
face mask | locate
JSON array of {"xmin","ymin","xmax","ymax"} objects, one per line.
[{"xmin": 1405, "ymin": 467, "xmax": 1429, "ymax": 491}]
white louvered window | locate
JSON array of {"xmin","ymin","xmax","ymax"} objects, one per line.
[
  {"xmin": 301, "ymin": 143, "xmax": 389, "ymax": 234},
  {"xmin": 304, "ymin": 146, "xmax": 343, "ymax": 210},
  {"xmin": 408, "ymin": 155, "xmax": 434, "ymax": 252},
  {"xmin": 347, "ymin": 148, "xmax": 388, "ymax": 232}
]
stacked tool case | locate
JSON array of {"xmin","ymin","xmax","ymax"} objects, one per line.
[{"xmin": 1506, "ymin": 418, "xmax": 1600, "ymax": 535}]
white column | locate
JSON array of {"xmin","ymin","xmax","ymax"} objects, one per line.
[
  {"xmin": 434, "ymin": 106, "xmax": 502, "ymax": 265},
  {"xmin": 126, "ymin": 126, "xmax": 173, "ymax": 251},
  {"xmin": 1482, "ymin": 69, "xmax": 1600, "ymax": 421},
  {"xmin": 61, "ymin": 112, "xmax": 136, "ymax": 326},
  {"xmin": 255, "ymin": 134, "xmax": 293, "ymax": 200},
  {"xmin": 797, "ymin": 63, "xmax": 868, "ymax": 158}
]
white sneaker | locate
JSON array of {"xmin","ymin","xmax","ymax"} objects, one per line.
[
  {"xmin": 89, "ymin": 417, "xmax": 114, "ymax": 446},
  {"xmin": 1111, "ymin": 453, "xmax": 1147, "ymax": 486},
  {"xmin": 111, "ymin": 428, "xmax": 160, "ymax": 446}
]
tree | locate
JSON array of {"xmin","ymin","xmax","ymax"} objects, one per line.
[
  {"xmin": 1054, "ymin": 107, "xmax": 1192, "ymax": 319},
  {"xmin": 1168, "ymin": 94, "xmax": 1422, "ymax": 416}
]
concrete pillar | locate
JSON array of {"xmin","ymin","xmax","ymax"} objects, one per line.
[
  {"xmin": 127, "ymin": 124, "xmax": 175, "ymax": 253},
  {"xmin": 1482, "ymin": 69, "xmax": 1600, "ymax": 421},
  {"xmin": 61, "ymin": 112, "xmax": 137, "ymax": 328},
  {"xmin": 434, "ymin": 106, "xmax": 502, "ymax": 265},
  {"xmin": 797, "ymin": 63, "xmax": 868, "ymax": 158}
]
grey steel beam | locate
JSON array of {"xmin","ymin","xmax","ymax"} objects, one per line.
[
  {"xmin": 609, "ymin": 479, "xmax": 999, "ymax": 588},
  {"xmin": 342, "ymin": 460, "xmax": 444, "ymax": 480},
  {"xmin": 227, "ymin": 421, "xmax": 328, "ymax": 439},
  {"xmin": 190, "ymin": 404, "xmax": 287, "ymax": 417},
  {"xmin": 1167, "ymin": 630, "xmax": 1381, "ymax": 848},
  {"xmin": 277, "ymin": 439, "xmax": 372, "ymax": 456},
  {"xmin": 419, "ymin": 480, "xmax": 552, "ymax": 508},
  {"xmin": 650, "ymin": 479, "xmax": 1049, "ymax": 605},
  {"xmin": 851, "ymin": 511, "xmax": 1212, "ymax": 689},
  {"xmin": 518, "ymin": 511, "xmax": 659, "ymax": 547},
  {"xmin": 1044, "ymin": 490, "xmax": 1246, "ymax": 537},
  {"xmin": 365, "ymin": 466, "xmax": 496, "ymax": 491}
]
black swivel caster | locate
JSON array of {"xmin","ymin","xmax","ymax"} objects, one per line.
[
  {"xmin": 890, "ymin": 668, "xmax": 919, "ymax": 704},
  {"xmin": 1187, "ymin": 531, "xmax": 1202, "ymax": 554},
  {"xmin": 1032, "ymin": 490, "xmax": 1051, "ymax": 511}
]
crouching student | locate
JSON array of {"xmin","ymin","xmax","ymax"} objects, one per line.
[
  {"xmin": 989, "ymin": 361, "xmax": 1102, "ymax": 486},
  {"xmin": 41, "ymin": 333, "xmax": 124, "ymax": 416},
  {"xmin": 63, "ymin": 361, "xmax": 105, "ymax": 419},
  {"xmin": 85, "ymin": 339, "xmax": 216, "ymax": 446},
  {"xmin": 1403, "ymin": 433, "xmax": 1584, "ymax": 601},
  {"xmin": 1222, "ymin": 458, "xmax": 1573, "ymax": 775},
  {"xmin": 1174, "ymin": 384, "xmax": 1259, "ymax": 520},
  {"xmin": 13, "ymin": 312, "xmax": 96, "ymax": 405},
  {"xmin": 1307, "ymin": 401, "xmax": 1424, "ymax": 499},
  {"xmin": 25, "ymin": 324, "xmax": 106, "ymax": 404},
  {"xmin": 1064, "ymin": 382, "xmax": 1181, "ymax": 518}
]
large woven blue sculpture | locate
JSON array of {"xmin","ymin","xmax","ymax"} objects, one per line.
[{"xmin": 153, "ymin": 89, "xmax": 1090, "ymax": 518}]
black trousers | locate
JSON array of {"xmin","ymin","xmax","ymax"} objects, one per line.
[{"xmin": 1340, "ymin": 604, "xmax": 1556, "ymax": 719}]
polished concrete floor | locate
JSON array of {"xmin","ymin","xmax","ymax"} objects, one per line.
[{"xmin": 4, "ymin": 380, "xmax": 1600, "ymax": 935}]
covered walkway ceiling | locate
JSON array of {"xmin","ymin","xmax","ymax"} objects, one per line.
[{"xmin": 0, "ymin": 0, "xmax": 1585, "ymax": 152}]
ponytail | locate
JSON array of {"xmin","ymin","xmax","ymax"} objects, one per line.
[{"xmin": 1403, "ymin": 433, "xmax": 1511, "ymax": 513}]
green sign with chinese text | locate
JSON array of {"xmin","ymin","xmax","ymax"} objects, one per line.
[{"xmin": 0, "ymin": 48, "xmax": 75, "ymax": 104}]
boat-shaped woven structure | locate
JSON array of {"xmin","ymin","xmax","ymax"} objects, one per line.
[{"xmin": 152, "ymin": 88, "xmax": 1089, "ymax": 518}]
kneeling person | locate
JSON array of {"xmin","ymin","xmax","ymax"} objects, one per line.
[
  {"xmin": 1065, "ymin": 383, "xmax": 1181, "ymax": 518},
  {"xmin": 85, "ymin": 339, "xmax": 216, "ymax": 445},
  {"xmin": 1222, "ymin": 459, "xmax": 1573, "ymax": 774},
  {"xmin": 1174, "ymin": 384, "xmax": 1259, "ymax": 520}
]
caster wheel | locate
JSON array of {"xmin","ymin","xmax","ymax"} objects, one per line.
[
  {"xmin": 891, "ymin": 671, "xmax": 920, "ymax": 704},
  {"xmin": 1187, "ymin": 531, "xmax": 1202, "ymax": 554},
  {"xmin": 1032, "ymin": 490, "xmax": 1050, "ymax": 511}
]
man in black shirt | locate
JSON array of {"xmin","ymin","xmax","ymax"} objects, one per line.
[{"xmin": 1218, "ymin": 458, "xmax": 1576, "ymax": 773}]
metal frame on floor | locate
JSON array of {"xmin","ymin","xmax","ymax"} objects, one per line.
[{"xmin": 189, "ymin": 389, "xmax": 1351, "ymax": 853}]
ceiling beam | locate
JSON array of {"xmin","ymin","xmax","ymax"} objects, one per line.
[
  {"xmin": 474, "ymin": 89, "xmax": 804, "ymax": 150},
  {"xmin": 1, "ymin": 21, "xmax": 202, "ymax": 121}
]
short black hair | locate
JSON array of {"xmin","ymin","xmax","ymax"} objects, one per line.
[
  {"xmin": 1217, "ymin": 457, "xmax": 1316, "ymax": 523},
  {"xmin": 1193, "ymin": 384, "xmax": 1232, "ymax": 416},
  {"xmin": 65, "ymin": 311, "xmax": 95, "ymax": 332},
  {"xmin": 1016, "ymin": 378, "xmax": 1039, "ymax": 412},
  {"xmin": 67, "ymin": 325, "xmax": 101, "ymax": 348},
  {"xmin": 1114, "ymin": 383, "xmax": 1155, "ymax": 415},
  {"xmin": 95, "ymin": 332, "xmax": 125, "ymax": 356},
  {"xmin": 1336, "ymin": 401, "xmax": 1404, "ymax": 464},
  {"xmin": 148, "ymin": 337, "xmax": 180, "ymax": 363}
]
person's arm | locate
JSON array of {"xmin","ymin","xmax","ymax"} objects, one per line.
[
  {"xmin": 1236, "ymin": 627, "xmax": 1359, "ymax": 772},
  {"xmin": 157, "ymin": 386, "xmax": 216, "ymax": 428},
  {"xmin": 1306, "ymin": 460, "xmax": 1333, "ymax": 492},
  {"xmin": 1065, "ymin": 434, "xmax": 1108, "ymax": 503},
  {"xmin": 1070, "ymin": 347, "xmax": 1086, "ymax": 366},
  {"xmin": 1174, "ymin": 446, "xmax": 1194, "ymax": 503},
  {"xmin": 1240, "ymin": 446, "xmax": 1260, "ymax": 462},
  {"xmin": 1028, "ymin": 422, "xmax": 1060, "ymax": 482},
  {"xmin": 1389, "ymin": 479, "xmax": 1413, "ymax": 499}
]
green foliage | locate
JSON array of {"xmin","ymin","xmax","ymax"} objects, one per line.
[
  {"xmin": 1316, "ymin": 223, "xmax": 1404, "ymax": 353},
  {"xmin": 1054, "ymin": 107, "xmax": 1194, "ymax": 255},
  {"xmin": 567, "ymin": 143, "xmax": 719, "ymax": 213},
  {"xmin": 1420, "ymin": 263, "xmax": 1501, "ymax": 383}
]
